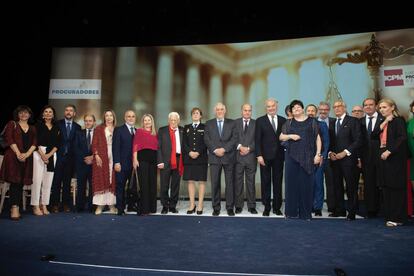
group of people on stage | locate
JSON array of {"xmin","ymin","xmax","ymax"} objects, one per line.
[{"xmin": 1, "ymin": 97, "xmax": 413, "ymax": 227}]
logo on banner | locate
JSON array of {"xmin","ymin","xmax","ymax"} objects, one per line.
[
  {"xmin": 49, "ymin": 79, "xmax": 102, "ymax": 99},
  {"xmin": 384, "ymin": 69, "xmax": 404, "ymax": 87}
]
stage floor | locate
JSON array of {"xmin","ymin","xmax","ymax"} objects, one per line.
[{"xmin": 1, "ymin": 201, "xmax": 413, "ymax": 276}]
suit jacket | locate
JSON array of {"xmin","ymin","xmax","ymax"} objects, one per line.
[
  {"xmin": 74, "ymin": 129, "xmax": 93, "ymax": 171},
  {"xmin": 157, "ymin": 125, "xmax": 184, "ymax": 169},
  {"xmin": 360, "ymin": 113, "xmax": 384, "ymax": 163},
  {"xmin": 112, "ymin": 124, "xmax": 135, "ymax": 171},
  {"xmin": 329, "ymin": 115, "xmax": 362, "ymax": 164},
  {"xmin": 255, "ymin": 114, "xmax": 286, "ymax": 160},
  {"xmin": 56, "ymin": 119, "xmax": 81, "ymax": 159},
  {"xmin": 182, "ymin": 123, "xmax": 207, "ymax": 165},
  {"xmin": 234, "ymin": 118, "xmax": 256, "ymax": 165},
  {"xmin": 204, "ymin": 118, "xmax": 237, "ymax": 165},
  {"xmin": 318, "ymin": 120, "xmax": 330, "ymax": 159}
]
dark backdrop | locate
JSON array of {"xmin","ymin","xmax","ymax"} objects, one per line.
[{"xmin": 2, "ymin": 1, "xmax": 413, "ymax": 128}]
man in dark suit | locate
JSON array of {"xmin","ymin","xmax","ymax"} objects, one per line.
[
  {"xmin": 306, "ymin": 104, "xmax": 329, "ymax": 217},
  {"xmin": 317, "ymin": 102, "xmax": 337, "ymax": 214},
  {"xmin": 234, "ymin": 104, "xmax": 257, "ymax": 214},
  {"xmin": 255, "ymin": 98, "xmax": 286, "ymax": 216},
  {"xmin": 157, "ymin": 112, "xmax": 184, "ymax": 214},
  {"xmin": 329, "ymin": 100, "xmax": 362, "ymax": 220},
  {"xmin": 204, "ymin": 102, "xmax": 237, "ymax": 216},
  {"xmin": 360, "ymin": 98, "xmax": 384, "ymax": 218},
  {"xmin": 113, "ymin": 110, "xmax": 136, "ymax": 215},
  {"xmin": 74, "ymin": 114, "xmax": 95, "ymax": 212},
  {"xmin": 50, "ymin": 104, "xmax": 81, "ymax": 213}
]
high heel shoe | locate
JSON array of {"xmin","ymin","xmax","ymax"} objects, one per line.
[
  {"xmin": 33, "ymin": 205, "xmax": 43, "ymax": 216},
  {"xmin": 196, "ymin": 208, "xmax": 203, "ymax": 215},
  {"xmin": 10, "ymin": 205, "xmax": 20, "ymax": 221},
  {"xmin": 41, "ymin": 205, "xmax": 50, "ymax": 215},
  {"xmin": 187, "ymin": 205, "xmax": 196, "ymax": 214}
]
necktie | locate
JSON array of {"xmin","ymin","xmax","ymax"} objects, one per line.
[
  {"xmin": 86, "ymin": 129, "xmax": 91, "ymax": 150},
  {"xmin": 336, "ymin": 118, "xmax": 341, "ymax": 135},
  {"xmin": 367, "ymin": 116, "xmax": 373, "ymax": 136},
  {"xmin": 271, "ymin": 116, "xmax": 277, "ymax": 133},
  {"xmin": 130, "ymin": 127, "xmax": 135, "ymax": 136},
  {"xmin": 193, "ymin": 123, "xmax": 198, "ymax": 129},
  {"xmin": 244, "ymin": 119, "xmax": 248, "ymax": 133},
  {"xmin": 218, "ymin": 120, "xmax": 223, "ymax": 137},
  {"xmin": 66, "ymin": 122, "xmax": 71, "ymax": 138}
]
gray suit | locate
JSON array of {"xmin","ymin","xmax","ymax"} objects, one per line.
[
  {"xmin": 204, "ymin": 118, "xmax": 237, "ymax": 211},
  {"xmin": 234, "ymin": 118, "xmax": 257, "ymax": 209}
]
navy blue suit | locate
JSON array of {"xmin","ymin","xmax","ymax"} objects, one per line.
[
  {"xmin": 112, "ymin": 124, "xmax": 135, "ymax": 212},
  {"xmin": 74, "ymin": 129, "xmax": 93, "ymax": 211},
  {"xmin": 329, "ymin": 115, "xmax": 362, "ymax": 216},
  {"xmin": 50, "ymin": 119, "xmax": 81, "ymax": 209},
  {"xmin": 313, "ymin": 120, "xmax": 330, "ymax": 212}
]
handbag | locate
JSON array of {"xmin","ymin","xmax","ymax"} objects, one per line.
[{"xmin": 126, "ymin": 168, "xmax": 141, "ymax": 212}]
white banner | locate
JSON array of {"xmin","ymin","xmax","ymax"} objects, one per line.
[
  {"xmin": 49, "ymin": 79, "xmax": 102, "ymax": 99},
  {"xmin": 381, "ymin": 65, "xmax": 414, "ymax": 89}
]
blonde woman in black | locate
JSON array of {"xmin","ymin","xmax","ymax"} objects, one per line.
[{"xmin": 378, "ymin": 98, "xmax": 408, "ymax": 227}]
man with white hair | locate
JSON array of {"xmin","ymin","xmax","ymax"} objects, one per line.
[
  {"xmin": 157, "ymin": 112, "xmax": 184, "ymax": 214},
  {"xmin": 204, "ymin": 103, "xmax": 237, "ymax": 216},
  {"xmin": 255, "ymin": 99, "xmax": 286, "ymax": 216}
]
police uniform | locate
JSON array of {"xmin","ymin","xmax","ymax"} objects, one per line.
[{"xmin": 182, "ymin": 122, "xmax": 208, "ymax": 181}]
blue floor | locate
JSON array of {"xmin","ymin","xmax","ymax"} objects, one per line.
[{"xmin": 0, "ymin": 212, "xmax": 413, "ymax": 275}]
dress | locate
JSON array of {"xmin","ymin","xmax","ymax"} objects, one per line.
[
  {"xmin": 182, "ymin": 123, "xmax": 208, "ymax": 181},
  {"xmin": 92, "ymin": 125, "xmax": 116, "ymax": 205},
  {"xmin": 0, "ymin": 121, "xmax": 36, "ymax": 186},
  {"xmin": 283, "ymin": 117, "xmax": 319, "ymax": 219}
]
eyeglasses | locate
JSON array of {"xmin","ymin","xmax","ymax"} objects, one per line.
[{"xmin": 352, "ymin": 110, "xmax": 363, "ymax": 113}]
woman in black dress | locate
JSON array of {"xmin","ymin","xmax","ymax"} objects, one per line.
[
  {"xmin": 280, "ymin": 100, "xmax": 322, "ymax": 220},
  {"xmin": 182, "ymin": 108, "xmax": 208, "ymax": 215}
]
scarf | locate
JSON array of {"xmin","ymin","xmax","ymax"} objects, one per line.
[{"xmin": 168, "ymin": 127, "xmax": 184, "ymax": 176}]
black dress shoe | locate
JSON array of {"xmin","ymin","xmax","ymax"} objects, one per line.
[
  {"xmin": 196, "ymin": 209, "xmax": 203, "ymax": 215},
  {"xmin": 161, "ymin": 207, "xmax": 168, "ymax": 214},
  {"xmin": 212, "ymin": 210, "xmax": 220, "ymax": 216},
  {"xmin": 248, "ymin": 208, "xmax": 258, "ymax": 214},
  {"xmin": 314, "ymin": 210, "xmax": 322, "ymax": 216},
  {"xmin": 274, "ymin": 209, "xmax": 283, "ymax": 216},
  {"xmin": 169, "ymin": 207, "xmax": 178, "ymax": 213},
  {"xmin": 263, "ymin": 209, "xmax": 270, "ymax": 216},
  {"xmin": 235, "ymin": 207, "xmax": 243, "ymax": 214},
  {"xmin": 347, "ymin": 214, "xmax": 356, "ymax": 221},
  {"xmin": 187, "ymin": 206, "xmax": 196, "ymax": 214},
  {"xmin": 117, "ymin": 210, "xmax": 125, "ymax": 216},
  {"xmin": 227, "ymin": 209, "xmax": 235, "ymax": 216}
]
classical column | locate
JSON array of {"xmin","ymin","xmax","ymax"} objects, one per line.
[
  {"xmin": 185, "ymin": 58, "xmax": 201, "ymax": 121},
  {"xmin": 208, "ymin": 69, "xmax": 223, "ymax": 119},
  {"xmin": 155, "ymin": 47, "xmax": 174, "ymax": 126},
  {"xmin": 248, "ymin": 70, "xmax": 268, "ymax": 119},
  {"xmin": 225, "ymin": 75, "xmax": 245, "ymax": 119},
  {"xmin": 113, "ymin": 47, "xmax": 137, "ymax": 121},
  {"xmin": 285, "ymin": 62, "xmax": 301, "ymax": 100},
  {"xmin": 82, "ymin": 48, "xmax": 102, "ymax": 121}
]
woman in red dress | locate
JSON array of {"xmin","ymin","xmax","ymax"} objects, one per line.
[
  {"xmin": 91, "ymin": 110, "xmax": 117, "ymax": 215},
  {"xmin": 0, "ymin": 105, "xmax": 37, "ymax": 220}
]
